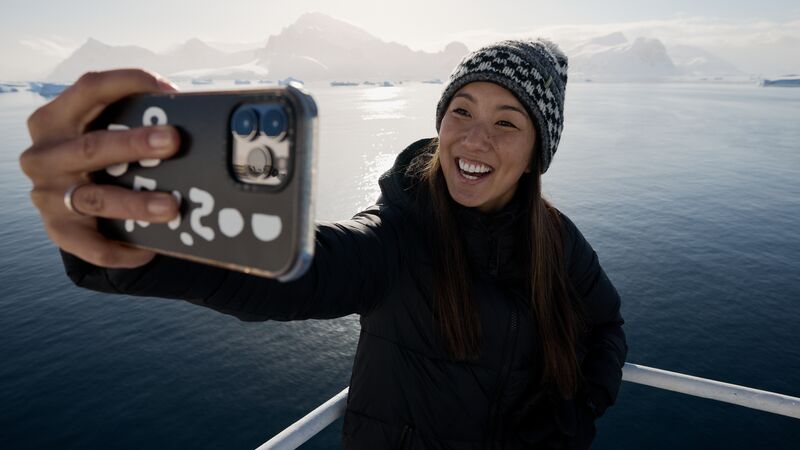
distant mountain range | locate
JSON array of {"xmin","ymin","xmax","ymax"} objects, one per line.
[
  {"xmin": 566, "ymin": 32, "xmax": 742, "ymax": 80},
  {"xmin": 47, "ymin": 37, "xmax": 258, "ymax": 81},
  {"xmin": 44, "ymin": 13, "xmax": 742, "ymax": 83},
  {"xmin": 47, "ymin": 13, "xmax": 468, "ymax": 82}
]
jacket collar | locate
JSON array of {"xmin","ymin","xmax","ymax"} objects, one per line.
[{"xmin": 454, "ymin": 185, "xmax": 530, "ymax": 284}]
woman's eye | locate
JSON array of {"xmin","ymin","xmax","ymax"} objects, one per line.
[
  {"xmin": 452, "ymin": 107, "xmax": 470, "ymax": 117},
  {"xmin": 497, "ymin": 120, "xmax": 517, "ymax": 129}
]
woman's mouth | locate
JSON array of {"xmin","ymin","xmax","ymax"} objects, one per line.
[{"xmin": 456, "ymin": 157, "xmax": 493, "ymax": 181}]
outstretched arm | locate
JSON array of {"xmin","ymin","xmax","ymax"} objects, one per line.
[
  {"xmin": 20, "ymin": 69, "xmax": 404, "ymax": 322},
  {"xmin": 60, "ymin": 203, "xmax": 406, "ymax": 321}
]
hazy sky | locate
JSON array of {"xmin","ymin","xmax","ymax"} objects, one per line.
[{"xmin": 2, "ymin": 0, "xmax": 799, "ymax": 78}]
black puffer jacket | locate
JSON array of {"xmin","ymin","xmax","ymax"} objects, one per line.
[{"xmin": 61, "ymin": 138, "xmax": 627, "ymax": 449}]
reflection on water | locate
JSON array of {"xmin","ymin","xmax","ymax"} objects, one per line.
[
  {"xmin": 356, "ymin": 86, "xmax": 408, "ymax": 120},
  {"xmin": 357, "ymin": 151, "xmax": 397, "ymax": 211}
]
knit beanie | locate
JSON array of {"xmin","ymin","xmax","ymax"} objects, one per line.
[{"xmin": 435, "ymin": 38, "xmax": 568, "ymax": 174}]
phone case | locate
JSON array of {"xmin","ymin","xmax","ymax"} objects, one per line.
[{"xmin": 89, "ymin": 84, "xmax": 318, "ymax": 281}]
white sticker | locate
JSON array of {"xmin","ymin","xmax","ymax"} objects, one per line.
[
  {"xmin": 106, "ymin": 124, "xmax": 130, "ymax": 176},
  {"xmin": 142, "ymin": 106, "xmax": 168, "ymax": 126},
  {"xmin": 139, "ymin": 158, "xmax": 161, "ymax": 168},
  {"xmin": 180, "ymin": 232, "xmax": 194, "ymax": 246},
  {"xmin": 252, "ymin": 213, "xmax": 282, "ymax": 242},
  {"xmin": 218, "ymin": 208, "xmax": 244, "ymax": 238},
  {"xmin": 189, "ymin": 187, "xmax": 215, "ymax": 241},
  {"xmin": 105, "ymin": 163, "xmax": 129, "ymax": 177},
  {"xmin": 167, "ymin": 190, "xmax": 182, "ymax": 230}
]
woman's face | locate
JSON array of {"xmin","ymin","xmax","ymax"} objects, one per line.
[{"xmin": 438, "ymin": 82, "xmax": 536, "ymax": 213}]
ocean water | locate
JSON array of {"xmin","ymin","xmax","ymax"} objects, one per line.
[{"xmin": 1, "ymin": 81, "xmax": 799, "ymax": 449}]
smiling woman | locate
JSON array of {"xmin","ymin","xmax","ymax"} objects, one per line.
[
  {"xmin": 438, "ymin": 82, "xmax": 537, "ymax": 212},
  {"xmin": 20, "ymin": 38, "xmax": 626, "ymax": 449}
]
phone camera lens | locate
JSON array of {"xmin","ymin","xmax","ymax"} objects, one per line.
[
  {"xmin": 232, "ymin": 108, "xmax": 258, "ymax": 140},
  {"xmin": 246, "ymin": 146, "xmax": 274, "ymax": 178},
  {"xmin": 261, "ymin": 107, "xmax": 288, "ymax": 139}
]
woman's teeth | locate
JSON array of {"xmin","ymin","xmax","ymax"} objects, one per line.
[{"xmin": 458, "ymin": 158, "xmax": 492, "ymax": 180}]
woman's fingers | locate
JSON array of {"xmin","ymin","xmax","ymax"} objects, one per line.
[
  {"xmin": 48, "ymin": 220, "xmax": 157, "ymax": 269},
  {"xmin": 30, "ymin": 183, "xmax": 179, "ymax": 222},
  {"xmin": 20, "ymin": 68, "xmax": 181, "ymax": 269},
  {"xmin": 27, "ymin": 69, "xmax": 178, "ymax": 145},
  {"xmin": 20, "ymin": 125, "xmax": 180, "ymax": 179},
  {"xmin": 70, "ymin": 183, "xmax": 179, "ymax": 221}
]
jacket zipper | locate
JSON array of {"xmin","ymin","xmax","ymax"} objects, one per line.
[{"xmin": 487, "ymin": 301, "xmax": 519, "ymax": 448}]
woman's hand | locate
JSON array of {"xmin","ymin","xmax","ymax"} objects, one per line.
[{"xmin": 20, "ymin": 69, "xmax": 182, "ymax": 269}]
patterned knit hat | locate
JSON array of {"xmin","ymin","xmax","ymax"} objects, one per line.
[{"xmin": 435, "ymin": 38, "xmax": 568, "ymax": 174}]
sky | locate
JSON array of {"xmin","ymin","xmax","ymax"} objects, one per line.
[{"xmin": 1, "ymin": 0, "xmax": 799, "ymax": 79}]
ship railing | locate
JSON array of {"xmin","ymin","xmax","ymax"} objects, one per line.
[{"xmin": 254, "ymin": 362, "xmax": 800, "ymax": 450}]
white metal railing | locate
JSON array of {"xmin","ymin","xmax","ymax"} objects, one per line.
[
  {"xmin": 254, "ymin": 362, "xmax": 800, "ymax": 450},
  {"xmin": 255, "ymin": 387, "xmax": 350, "ymax": 450},
  {"xmin": 621, "ymin": 363, "xmax": 800, "ymax": 419}
]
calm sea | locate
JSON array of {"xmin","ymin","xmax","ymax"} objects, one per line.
[{"xmin": 1, "ymin": 81, "xmax": 798, "ymax": 449}]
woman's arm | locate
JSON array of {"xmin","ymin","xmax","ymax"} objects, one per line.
[
  {"xmin": 560, "ymin": 212, "xmax": 628, "ymax": 418},
  {"xmin": 60, "ymin": 203, "xmax": 405, "ymax": 321},
  {"xmin": 19, "ymin": 69, "xmax": 404, "ymax": 322}
]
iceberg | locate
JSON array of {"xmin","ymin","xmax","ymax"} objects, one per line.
[
  {"xmin": 278, "ymin": 76, "xmax": 303, "ymax": 87},
  {"xmin": 760, "ymin": 75, "xmax": 800, "ymax": 87},
  {"xmin": 28, "ymin": 82, "xmax": 68, "ymax": 98}
]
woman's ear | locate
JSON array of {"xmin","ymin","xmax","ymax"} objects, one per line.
[{"xmin": 524, "ymin": 150, "xmax": 535, "ymax": 173}]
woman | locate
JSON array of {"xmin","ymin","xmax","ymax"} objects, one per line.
[{"xmin": 20, "ymin": 39, "xmax": 627, "ymax": 449}]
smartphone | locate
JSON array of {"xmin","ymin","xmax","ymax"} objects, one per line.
[{"xmin": 89, "ymin": 83, "xmax": 318, "ymax": 281}]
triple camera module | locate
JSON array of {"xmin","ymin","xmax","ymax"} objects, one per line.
[{"xmin": 230, "ymin": 103, "xmax": 291, "ymax": 187}]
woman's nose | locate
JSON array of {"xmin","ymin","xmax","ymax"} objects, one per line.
[{"xmin": 462, "ymin": 122, "xmax": 493, "ymax": 150}]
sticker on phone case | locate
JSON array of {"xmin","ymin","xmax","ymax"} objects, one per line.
[
  {"xmin": 252, "ymin": 214, "xmax": 282, "ymax": 242},
  {"xmin": 189, "ymin": 187, "xmax": 215, "ymax": 241},
  {"xmin": 219, "ymin": 208, "xmax": 245, "ymax": 238}
]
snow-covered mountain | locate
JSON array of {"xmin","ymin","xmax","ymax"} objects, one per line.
[
  {"xmin": 47, "ymin": 38, "xmax": 257, "ymax": 82},
  {"xmin": 48, "ymin": 39, "xmax": 160, "ymax": 81},
  {"xmin": 161, "ymin": 38, "xmax": 257, "ymax": 75},
  {"xmin": 667, "ymin": 44, "xmax": 742, "ymax": 76},
  {"xmin": 45, "ymin": 13, "xmax": 467, "ymax": 83},
  {"xmin": 255, "ymin": 12, "xmax": 468, "ymax": 81},
  {"xmin": 43, "ymin": 17, "xmax": 744, "ymax": 83},
  {"xmin": 567, "ymin": 32, "xmax": 741, "ymax": 80},
  {"xmin": 569, "ymin": 34, "xmax": 680, "ymax": 80}
]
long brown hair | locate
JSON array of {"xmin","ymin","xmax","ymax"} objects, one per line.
[{"xmin": 414, "ymin": 138, "xmax": 584, "ymax": 397}]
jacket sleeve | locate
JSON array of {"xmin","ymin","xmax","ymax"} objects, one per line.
[
  {"xmin": 60, "ymin": 203, "xmax": 405, "ymax": 321},
  {"xmin": 559, "ymin": 212, "xmax": 628, "ymax": 418}
]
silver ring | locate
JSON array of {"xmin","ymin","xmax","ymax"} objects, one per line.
[{"xmin": 64, "ymin": 182, "xmax": 90, "ymax": 216}]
